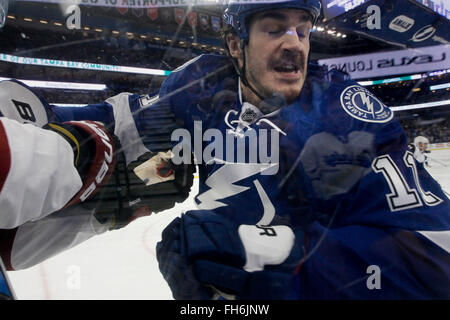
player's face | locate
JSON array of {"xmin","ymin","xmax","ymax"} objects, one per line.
[
  {"xmin": 418, "ymin": 142, "xmax": 428, "ymax": 152},
  {"xmin": 229, "ymin": 9, "xmax": 312, "ymax": 105}
]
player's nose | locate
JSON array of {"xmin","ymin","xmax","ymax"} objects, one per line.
[{"xmin": 280, "ymin": 27, "xmax": 307, "ymax": 52}]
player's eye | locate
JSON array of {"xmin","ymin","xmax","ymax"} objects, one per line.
[
  {"xmin": 268, "ymin": 28, "xmax": 284, "ymax": 36},
  {"xmin": 296, "ymin": 25, "xmax": 312, "ymax": 38},
  {"xmin": 268, "ymin": 27, "xmax": 311, "ymax": 39}
]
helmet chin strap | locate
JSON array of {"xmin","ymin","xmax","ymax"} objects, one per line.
[
  {"xmin": 229, "ymin": 39, "xmax": 290, "ymax": 113},
  {"xmin": 231, "ymin": 39, "xmax": 267, "ymax": 103}
]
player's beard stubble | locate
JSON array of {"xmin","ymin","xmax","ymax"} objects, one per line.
[{"xmin": 244, "ymin": 48, "xmax": 308, "ymax": 111}]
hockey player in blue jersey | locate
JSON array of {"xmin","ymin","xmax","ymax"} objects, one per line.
[
  {"xmin": 155, "ymin": 1, "xmax": 449, "ymax": 299},
  {"xmin": 151, "ymin": 0, "xmax": 449, "ymax": 299},
  {"xmin": 1, "ymin": 0, "xmax": 449, "ymax": 299}
]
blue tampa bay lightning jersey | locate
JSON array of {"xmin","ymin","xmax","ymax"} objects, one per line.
[{"xmin": 51, "ymin": 54, "xmax": 450, "ymax": 299}]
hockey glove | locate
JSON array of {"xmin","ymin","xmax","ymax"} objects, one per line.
[
  {"xmin": 156, "ymin": 210, "xmax": 305, "ymax": 300},
  {"xmin": 89, "ymin": 149, "xmax": 194, "ymax": 230},
  {"xmin": 46, "ymin": 120, "xmax": 194, "ymax": 230}
]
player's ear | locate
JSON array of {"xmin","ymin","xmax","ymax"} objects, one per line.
[{"xmin": 226, "ymin": 34, "xmax": 243, "ymax": 60}]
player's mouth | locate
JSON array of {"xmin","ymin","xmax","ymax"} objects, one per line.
[
  {"xmin": 271, "ymin": 59, "xmax": 304, "ymax": 80},
  {"xmin": 274, "ymin": 63, "xmax": 299, "ymax": 73}
]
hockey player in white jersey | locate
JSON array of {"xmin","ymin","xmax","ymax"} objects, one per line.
[
  {"xmin": 410, "ymin": 135, "xmax": 430, "ymax": 166},
  {"xmin": 0, "ymin": 115, "xmax": 115, "ymax": 270}
]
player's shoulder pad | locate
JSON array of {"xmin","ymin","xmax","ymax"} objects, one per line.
[
  {"xmin": 309, "ymin": 63, "xmax": 394, "ymax": 125},
  {"xmin": 0, "ymin": 79, "xmax": 58, "ymax": 126}
]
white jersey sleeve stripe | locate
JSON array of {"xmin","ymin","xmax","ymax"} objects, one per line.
[{"xmin": 106, "ymin": 93, "xmax": 150, "ymax": 165}]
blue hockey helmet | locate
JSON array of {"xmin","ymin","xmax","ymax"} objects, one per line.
[{"xmin": 223, "ymin": 0, "xmax": 322, "ymax": 44}]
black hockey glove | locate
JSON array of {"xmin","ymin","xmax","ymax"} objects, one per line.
[
  {"xmin": 46, "ymin": 120, "xmax": 194, "ymax": 230},
  {"xmin": 89, "ymin": 148, "xmax": 195, "ymax": 230}
]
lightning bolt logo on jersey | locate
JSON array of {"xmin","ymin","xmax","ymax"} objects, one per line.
[
  {"xmin": 186, "ymin": 102, "xmax": 289, "ymax": 226},
  {"xmin": 340, "ymin": 85, "xmax": 393, "ymax": 123}
]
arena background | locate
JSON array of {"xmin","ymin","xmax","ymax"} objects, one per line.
[{"xmin": 0, "ymin": 0, "xmax": 449, "ymax": 299}]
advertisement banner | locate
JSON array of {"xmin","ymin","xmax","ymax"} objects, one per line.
[
  {"xmin": 322, "ymin": 0, "xmax": 450, "ymax": 21},
  {"xmin": 174, "ymin": 7, "xmax": 185, "ymax": 25},
  {"xmin": 318, "ymin": 44, "xmax": 450, "ymax": 79},
  {"xmin": 413, "ymin": 0, "xmax": 450, "ymax": 20},
  {"xmin": 147, "ymin": 7, "xmax": 158, "ymax": 20},
  {"xmin": 326, "ymin": 0, "xmax": 450, "ymax": 49},
  {"xmin": 12, "ymin": 0, "xmax": 293, "ymax": 9},
  {"xmin": 199, "ymin": 13, "xmax": 209, "ymax": 31},
  {"xmin": 187, "ymin": 11, "xmax": 197, "ymax": 28},
  {"xmin": 322, "ymin": 0, "xmax": 370, "ymax": 20},
  {"xmin": 132, "ymin": 7, "xmax": 143, "ymax": 17},
  {"xmin": 211, "ymin": 15, "xmax": 221, "ymax": 32},
  {"xmin": 0, "ymin": 53, "xmax": 171, "ymax": 75}
]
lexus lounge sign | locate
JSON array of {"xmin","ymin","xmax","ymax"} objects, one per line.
[{"xmin": 318, "ymin": 44, "xmax": 450, "ymax": 79}]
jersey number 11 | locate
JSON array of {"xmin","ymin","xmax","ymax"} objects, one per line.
[{"xmin": 372, "ymin": 151, "xmax": 443, "ymax": 212}]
